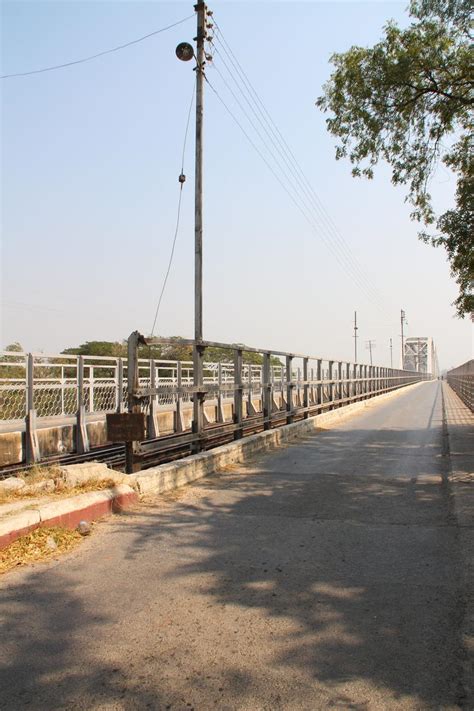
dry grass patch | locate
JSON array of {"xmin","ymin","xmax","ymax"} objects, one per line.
[
  {"xmin": 0, "ymin": 467, "xmax": 121, "ymax": 505},
  {"xmin": 0, "ymin": 526, "xmax": 83, "ymax": 575}
]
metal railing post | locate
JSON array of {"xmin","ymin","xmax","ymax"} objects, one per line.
[
  {"xmin": 328, "ymin": 361, "xmax": 334, "ymax": 409},
  {"xmin": 124, "ymin": 331, "xmax": 144, "ymax": 472},
  {"xmin": 317, "ymin": 359, "xmax": 323, "ymax": 410},
  {"xmin": 263, "ymin": 352, "xmax": 272, "ymax": 430},
  {"xmin": 89, "ymin": 365, "xmax": 94, "ymax": 413},
  {"xmin": 25, "ymin": 353, "xmax": 40, "ymax": 464},
  {"xmin": 337, "ymin": 361, "xmax": 342, "ymax": 406},
  {"xmin": 117, "ymin": 358, "xmax": 124, "ymax": 412},
  {"xmin": 233, "ymin": 348, "xmax": 243, "ymax": 439},
  {"xmin": 176, "ymin": 360, "xmax": 185, "ymax": 431},
  {"xmin": 148, "ymin": 359, "xmax": 160, "ymax": 439},
  {"xmin": 286, "ymin": 355, "xmax": 294, "ymax": 424},
  {"xmin": 280, "ymin": 365, "xmax": 285, "ymax": 409},
  {"xmin": 60, "ymin": 365, "xmax": 65, "ymax": 416},
  {"xmin": 76, "ymin": 355, "xmax": 90, "ymax": 454},
  {"xmin": 303, "ymin": 357, "xmax": 309, "ymax": 419}
]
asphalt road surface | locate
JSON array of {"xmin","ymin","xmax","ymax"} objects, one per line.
[{"xmin": 0, "ymin": 381, "xmax": 468, "ymax": 710}]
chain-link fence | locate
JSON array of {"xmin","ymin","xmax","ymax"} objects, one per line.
[{"xmin": 0, "ymin": 351, "xmax": 253, "ymax": 423}]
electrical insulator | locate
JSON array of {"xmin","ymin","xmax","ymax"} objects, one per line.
[{"xmin": 179, "ymin": 174, "xmax": 186, "ymax": 184}]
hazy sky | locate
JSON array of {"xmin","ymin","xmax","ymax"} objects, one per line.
[{"xmin": 2, "ymin": 0, "xmax": 472, "ymax": 369}]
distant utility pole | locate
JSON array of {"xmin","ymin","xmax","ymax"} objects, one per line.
[
  {"xmin": 400, "ymin": 309, "xmax": 406, "ymax": 369},
  {"xmin": 390, "ymin": 337, "xmax": 393, "ymax": 369},
  {"xmin": 366, "ymin": 340, "xmax": 376, "ymax": 365},
  {"xmin": 353, "ymin": 311, "xmax": 358, "ymax": 363}
]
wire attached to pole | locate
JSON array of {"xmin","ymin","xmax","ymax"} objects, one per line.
[
  {"xmin": 1, "ymin": 15, "xmax": 194, "ymax": 79},
  {"xmin": 150, "ymin": 83, "xmax": 196, "ymax": 337}
]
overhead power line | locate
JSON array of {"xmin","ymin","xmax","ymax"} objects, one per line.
[
  {"xmin": 210, "ymin": 17, "xmax": 390, "ymax": 315},
  {"xmin": 1, "ymin": 14, "xmax": 194, "ymax": 79},
  {"xmin": 205, "ymin": 73, "xmax": 382, "ymax": 312}
]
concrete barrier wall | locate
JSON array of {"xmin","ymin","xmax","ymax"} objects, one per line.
[{"xmin": 0, "ymin": 398, "xmax": 265, "ymax": 467}]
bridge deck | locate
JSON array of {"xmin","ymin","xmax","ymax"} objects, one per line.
[{"xmin": 1, "ymin": 381, "xmax": 472, "ymax": 710}]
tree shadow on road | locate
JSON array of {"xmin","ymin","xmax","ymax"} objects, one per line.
[
  {"xmin": 0, "ymin": 422, "xmax": 469, "ymax": 709},
  {"xmin": 118, "ymin": 425, "xmax": 467, "ymax": 708},
  {"xmin": 0, "ymin": 564, "xmax": 172, "ymax": 709}
]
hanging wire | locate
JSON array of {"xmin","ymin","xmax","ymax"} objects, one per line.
[
  {"xmin": 150, "ymin": 83, "xmax": 195, "ymax": 337},
  {"xmin": 1, "ymin": 15, "xmax": 194, "ymax": 79}
]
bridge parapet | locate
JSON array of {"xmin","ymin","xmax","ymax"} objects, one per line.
[
  {"xmin": 0, "ymin": 339, "xmax": 431, "ymax": 469},
  {"xmin": 122, "ymin": 333, "xmax": 431, "ymax": 472},
  {"xmin": 447, "ymin": 359, "xmax": 473, "ymax": 411}
]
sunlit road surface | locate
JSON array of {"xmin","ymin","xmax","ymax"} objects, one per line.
[{"xmin": 0, "ymin": 381, "xmax": 468, "ymax": 710}]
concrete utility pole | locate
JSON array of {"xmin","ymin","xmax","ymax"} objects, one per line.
[
  {"xmin": 194, "ymin": 1, "xmax": 206, "ymax": 343},
  {"xmin": 176, "ymin": 3, "xmax": 208, "ymax": 448},
  {"xmin": 400, "ymin": 309, "xmax": 406, "ymax": 369},
  {"xmin": 366, "ymin": 340, "xmax": 376, "ymax": 366},
  {"xmin": 390, "ymin": 337, "xmax": 393, "ymax": 369},
  {"xmin": 353, "ymin": 311, "xmax": 358, "ymax": 363}
]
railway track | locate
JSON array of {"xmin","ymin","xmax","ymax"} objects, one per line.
[
  {"xmin": 1, "ymin": 392, "xmax": 376, "ymax": 479},
  {"xmin": 0, "ymin": 406, "xmax": 305, "ymax": 479}
]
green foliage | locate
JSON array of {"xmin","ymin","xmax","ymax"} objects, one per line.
[
  {"xmin": 316, "ymin": 0, "xmax": 473, "ymax": 316},
  {"xmin": 4, "ymin": 342, "xmax": 23, "ymax": 353},
  {"xmin": 0, "ymin": 343, "xmax": 26, "ymax": 380},
  {"xmin": 61, "ymin": 339, "xmax": 282, "ymax": 365},
  {"xmin": 62, "ymin": 341, "xmax": 127, "ymax": 358}
]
